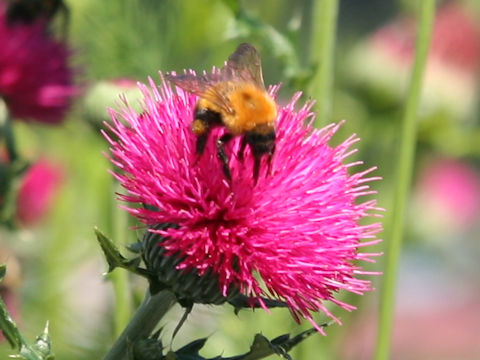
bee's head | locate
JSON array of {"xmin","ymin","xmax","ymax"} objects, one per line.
[
  {"xmin": 244, "ymin": 124, "xmax": 275, "ymax": 183},
  {"xmin": 245, "ymin": 124, "xmax": 275, "ymax": 156}
]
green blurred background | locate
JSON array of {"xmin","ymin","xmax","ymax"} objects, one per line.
[{"xmin": 1, "ymin": 0, "xmax": 479, "ymax": 359}]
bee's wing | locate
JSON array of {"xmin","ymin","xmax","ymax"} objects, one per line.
[
  {"xmin": 165, "ymin": 72, "xmax": 235, "ymax": 115},
  {"xmin": 224, "ymin": 43, "xmax": 265, "ymax": 89},
  {"xmin": 165, "ymin": 72, "xmax": 218, "ymax": 97}
]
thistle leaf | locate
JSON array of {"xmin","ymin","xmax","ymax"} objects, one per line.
[
  {"xmin": 228, "ymin": 294, "xmax": 287, "ymax": 314},
  {"xmin": 227, "ymin": 326, "xmax": 328, "ymax": 360},
  {"xmin": 175, "ymin": 338, "xmax": 208, "ymax": 356},
  {"xmin": 134, "ymin": 327, "xmax": 326, "ymax": 360},
  {"xmin": 0, "ymin": 265, "xmax": 23, "ymax": 349},
  {"xmin": 15, "ymin": 322, "xmax": 55, "ymax": 360},
  {"xmin": 94, "ymin": 227, "xmax": 143, "ymax": 274}
]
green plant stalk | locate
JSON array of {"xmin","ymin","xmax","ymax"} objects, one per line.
[
  {"xmin": 295, "ymin": 5, "xmax": 339, "ymax": 359},
  {"xmin": 104, "ymin": 290, "xmax": 176, "ymax": 360},
  {"xmin": 110, "ymin": 181, "xmax": 132, "ymax": 337},
  {"xmin": 0, "ymin": 99, "xmax": 18, "ymax": 227},
  {"xmin": 309, "ymin": 0, "xmax": 339, "ymax": 126},
  {"xmin": 0, "ymin": 99, "xmax": 17, "ymax": 162},
  {"xmin": 374, "ymin": 1, "xmax": 436, "ymax": 359}
]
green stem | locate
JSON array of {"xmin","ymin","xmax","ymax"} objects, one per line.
[
  {"xmin": 110, "ymin": 181, "xmax": 132, "ymax": 337},
  {"xmin": 374, "ymin": 2, "xmax": 436, "ymax": 360},
  {"xmin": 309, "ymin": 0, "xmax": 339, "ymax": 126},
  {"xmin": 296, "ymin": 3, "xmax": 339, "ymax": 357},
  {"xmin": 0, "ymin": 99, "xmax": 26, "ymax": 227},
  {"xmin": 0, "ymin": 99, "xmax": 17, "ymax": 162},
  {"xmin": 104, "ymin": 290, "xmax": 176, "ymax": 360}
]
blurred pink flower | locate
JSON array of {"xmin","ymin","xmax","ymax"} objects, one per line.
[
  {"xmin": 16, "ymin": 160, "xmax": 63, "ymax": 225},
  {"xmin": 111, "ymin": 78, "xmax": 138, "ymax": 88},
  {"xmin": 414, "ymin": 158, "xmax": 480, "ymax": 233},
  {"xmin": 341, "ymin": 258, "xmax": 480, "ymax": 360},
  {"xmin": 0, "ymin": 1, "xmax": 77, "ymax": 124},
  {"xmin": 104, "ymin": 76, "xmax": 382, "ymax": 330},
  {"xmin": 370, "ymin": 2, "xmax": 480, "ymax": 73},
  {"xmin": 430, "ymin": 2, "xmax": 480, "ymax": 72},
  {"xmin": 370, "ymin": 18, "xmax": 416, "ymax": 66},
  {"xmin": 84, "ymin": 78, "xmax": 144, "ymax": 127},
  {"xmin": 350, "ymin": 2, "xmax": 480, "ymax": 119}
]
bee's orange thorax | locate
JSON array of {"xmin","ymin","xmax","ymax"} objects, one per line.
[
  {"xmin": 198, "ymin": 82, "xmax": 277, "ymax": 135},
  {"xmin": 225, "ymin": 83, "xmax": 276, "ymax": 135}
]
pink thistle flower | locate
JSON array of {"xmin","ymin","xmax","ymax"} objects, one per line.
[
  {"xmin": 16, "ymin": 159, "xmax": 63, "ymax": 225},
  {"xmin": 104, "ymin": 76, "xmax": 382, "ymax": 330},
  {"xmin": 0, "ymin": 2, "xmax": 77, "ymax": 124}
]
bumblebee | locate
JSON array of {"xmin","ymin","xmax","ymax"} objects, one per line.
[
  {"xmin": 5, "ymin": 0, "xmax": 69, "ymax": 36},
  {"xmin": 166, "ymin": 43, "xmax": 277, "ymax": 183}
]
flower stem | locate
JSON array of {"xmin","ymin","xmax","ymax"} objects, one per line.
[
  {"xmin": 104, "ymin": 290, "xmax": 176, "ymax": 360},
  {"xmin": 374, "ymin": 2, "xmax": 436, "ymax": 360},
  {"xmin": 110, "ymin": 181, "xmax": 132, "ymax": 337},
  {"xmin": 0, "ymin": 98, "xmax": 18, "ymax": 162},
  {"xmin": 309, "ymin": 0, "xmax": 339, "ymax": 126}
]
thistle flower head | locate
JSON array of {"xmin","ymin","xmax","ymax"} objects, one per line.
[
  {"xmin": 0, "ymin": 2, "xmax": 77, "ymax": 124},
  {"xmin": 104, "ymin": 75, "xmax": 382, "ymax": 330}
]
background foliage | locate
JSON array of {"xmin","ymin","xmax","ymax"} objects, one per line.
[{"xmin": 1, "ymin": 0, "xmax": 479, "ymax": 359}]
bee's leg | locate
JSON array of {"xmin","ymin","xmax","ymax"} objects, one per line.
[
  {"xmin": 195, "ymin": 131, "xmax": 209, "ymax": 155},
  {"xmin": 237, "ymin": 136, "xmax": 248, "ymax": 162},
  {"xmin": 253, "ymin": 156, "xmax": 261, "ymax": 184},
  {"xmin": 266, "ymin": 143, "xmax": 275, "ymax": 176},
  {"xmin": 192, "ymin": 118, "xmax": 210, "ymax": 156},
  {"xmin": 216, "ymin": 133, "xmax": 233, "ymax": 180},
  {"xmin": 193, "ymin": 109, "xmax": 221, "ymax": 155},
  {"xmin": 245, "ymin": 128, "xmax": 276, "ymax": 184}
]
